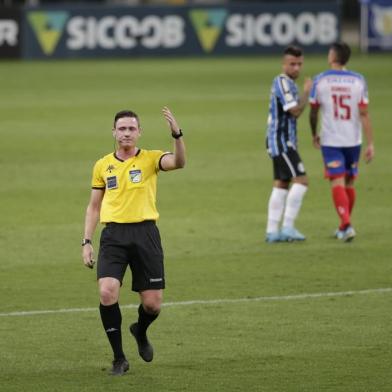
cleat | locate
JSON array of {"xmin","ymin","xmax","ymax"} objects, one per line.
[
  {"xmin": 110, "ymin": 357, "xmax": 129, "ymax": 376},
  {"xmin": 342, "ymin": 226, "xmax": 356, "ymax": 242},
  {"xmin": 280, "ymin": 227, "xmax": 306, "ymax": 242},
  {"xmin": 334, "ymin": 229, "xmax": 344, "ymax": 240},
  {"xmin": 130, "ymin": 323, "xmax": 154, "ymax": 362},
  {"xmin": 265, "ymin": 232, "xmax": 281, "ymax": 243}
]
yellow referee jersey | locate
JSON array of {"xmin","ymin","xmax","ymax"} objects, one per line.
[{"xmin": 91, "ymin": 149, "xmax": 169, "ymax": 223}]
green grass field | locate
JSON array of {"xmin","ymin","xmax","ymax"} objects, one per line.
[{"xmin": 1, "ymin": 53, "xmax": 391, "ymax": 391}]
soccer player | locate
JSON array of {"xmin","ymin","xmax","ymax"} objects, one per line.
[
  {"xmin": 309, "ymin": 42, "xmax": 375, "ymax": 242},
  {"xmin": 265, "ymin": 46, "xmax": 313, "ymax": 242},
  {"xmin": 82, "ymin": 107, "xmax": 186, "ymax": 375}
]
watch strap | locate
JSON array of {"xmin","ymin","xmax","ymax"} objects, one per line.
[{"xmin": 171, "ymin": 129, "xmax": 183, "ymax": 139}]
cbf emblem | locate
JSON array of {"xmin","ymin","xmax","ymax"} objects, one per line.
[{"xmin": 130, "ymin": 169, "xmax": 142, "ymax": 183}]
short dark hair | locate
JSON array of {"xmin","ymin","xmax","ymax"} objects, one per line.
[
  {"xmin": 283, "ymin": 46, "xmax": 303, "ymax": 57},
  {"xmin": 330, "ymin": 42, "xmax": 351, "ymax": 65},
  {"xmin": 113, "ymin": 110, "xmax": 140, "ymax": 127}
]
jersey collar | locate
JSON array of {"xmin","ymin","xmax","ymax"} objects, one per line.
[{"xmin": 113, "ymin": 148, "xmax": 141, "ymax": 162}]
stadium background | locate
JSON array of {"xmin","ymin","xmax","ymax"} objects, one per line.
[{"xmin": 1, "ymin": 0, "xmax": 391, "ymax": 391}]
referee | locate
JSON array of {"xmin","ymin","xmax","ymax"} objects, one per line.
[{"xmin": 82, "ymin": 107, "xmax": 185, "ymax": 376}]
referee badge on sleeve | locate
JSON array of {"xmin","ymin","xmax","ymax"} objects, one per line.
[
  {"xmin": 106, "ymin": 176, "xmax": 118, "ymax": 189},
  {"xmin": 130, "ymin": 169, "xmax": 142, "ymax": 183}
]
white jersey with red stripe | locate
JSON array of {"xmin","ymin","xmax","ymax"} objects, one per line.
[{"xmin": 309, "ymin": 69, "xmax": 369, "ymax": 147}]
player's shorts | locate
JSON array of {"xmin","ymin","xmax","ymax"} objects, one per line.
[
  {"xmin": 271, "ymin": 148, "xmax": 306, "ymax": 181},
  {"xmin": 321, "ymin": 145, "xmax": 361, "ymax": 179},
  {"xmin": 97, "ymin": 221, "xmax": 165, "ymax": 292}
]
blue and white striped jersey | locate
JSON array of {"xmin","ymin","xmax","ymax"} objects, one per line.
[{"xmin": 266, "ymin": 74, "xmax": 299, "ymax": 157}]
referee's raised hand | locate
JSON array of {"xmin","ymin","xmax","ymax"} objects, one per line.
[{"xmin": 162, "ymin": 106, "xmax": 180, "ymax": 134}]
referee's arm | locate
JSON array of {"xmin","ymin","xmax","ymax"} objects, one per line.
[
  {"xmin": 82, "ymin": 189, "xmax": 104, "ymax": 268},
  {"xmin": 160, "ymin": 138, "xmax": 186, "ymax": 171},
  {"xmin": 160, "ymin": 107, "xmax": 186, "ymax": 171}
]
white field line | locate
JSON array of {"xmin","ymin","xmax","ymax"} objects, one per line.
[{"xmin": 1, "ymin": 287, "xmax": 391, "ymax": 318}]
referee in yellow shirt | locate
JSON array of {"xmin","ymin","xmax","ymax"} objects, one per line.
[{"xmin": 82, "ymin": 107, "xmax": 185, "ymax": 376}]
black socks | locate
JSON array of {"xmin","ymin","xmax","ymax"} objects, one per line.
[
  {"xmin": 99, "ymin": 302, "xmax": 125, "ymax": 360},
  {"xmin": 137, "ymin": 304, "xmax": 159, "ymax": 335},
  {"xmin": 100, "ymin": 302, "xmax": 159, "ymax": 359}
]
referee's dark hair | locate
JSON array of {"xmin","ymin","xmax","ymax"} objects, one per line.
[
  {"xmin": 330, "ymin": 42, "xmax": 351, "ymax": 65},
  {"xmin": 283, "ymin": 45, "xmax": 303, "ymax": 57},
  {"xmin": 114, "ymin": 110, "xmax": 140, "ymax": 127}
]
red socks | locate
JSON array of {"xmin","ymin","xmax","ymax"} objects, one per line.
[
  {"xmin": 346, "ymin": 187, "xmax": 356, "ymax": 214},
  {"xmin": 332, "ymin": 185, "xmax": 351, "ymax": 230}
]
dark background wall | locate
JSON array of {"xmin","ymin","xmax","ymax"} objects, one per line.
[
  {"xmin": 0, "ymin": 0, "xmax": 360, "ymax": 21},
  {"xmin": 228, "ymin": 1, "xmax": 359, "ymax": 20}
]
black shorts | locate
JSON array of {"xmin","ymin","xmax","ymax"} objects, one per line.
[
  {"xmin": 97, "ymin": 221, "xmax": 165, "ymax": 292},
  {"xmin": 271, "ymin": 148, "xmax": 306, "ymax": 181}
]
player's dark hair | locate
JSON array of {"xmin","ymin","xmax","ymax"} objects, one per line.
[
  {"xmin": 283, "ymin": 46, "xmax": 303, "ymax": 57},
  {"xmin": 330, "ymin": 42, "xmax": 351, "ymax": 65},
  {"xmin": 113, "ymin": 110, "xmax": 140, "ymax": 127}
]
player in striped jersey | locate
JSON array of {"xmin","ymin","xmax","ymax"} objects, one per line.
[
  {"xmin": 265, "ymin": 46, "xmax": 313, "ymax": 242},
  {"xmin": 309, "ymin": 42, "xmax": 375, "ymax": 242}
]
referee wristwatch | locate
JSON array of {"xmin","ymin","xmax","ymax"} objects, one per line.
[
  {"xmin": 171, "ymin": 129, "xmax": 183, "ymax": 139},
  {"xmin": 82, "ymin": 239, "xmax": 92, "ymax": 246}
]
